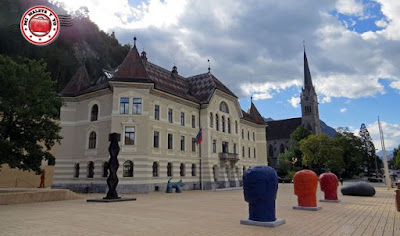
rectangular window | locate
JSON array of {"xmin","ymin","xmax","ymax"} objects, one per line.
[
  {"xmin": 234, "ymin": 143, "xmax": 237, "ymax": 154},
  {"xmin": 242, "ymin": 129, "xmax": 244, "ymax": 139},
  {"xmin": 153, "ymin": 131, "xmax": 159, "ymax": 148},
  {"xmin": 180, "ymin": 136, "xmax": 185, "ymax": 151},
  {"xmin": 192, "ymin": 115, "xmax": 195, "ymax": 128},
  {"xmin": 242, "ymin": 146, "xmax": 245, "ymax": 157},
  {"xmin": 168, "ymin": 133, "xmax": 173, "ymax": 149},
  {"xmin": 213, "ymin": 140, "xmax": 217, "ymax": 153},
  {"xmin": 154, "ymin": 105, "xmax": 160, "ymax": 120},
  {"xmin": 181, "ymin": 112, "xmax": 185, "ymax": 126},
  {"xmin": 192, "ymin": 138, "xmax": 196, "ymax": 152},
  {"xmin": 125, "ymin": 127, "xmax": 135, "ymax": 145},
  {"xmin": 254, "ymin": 148, "xmax": 256, "ymax": 158},
  {"xmin": 253, "ymin": 132, "xmax": 255, "ymax": 141},
  {"xmin": 120, "ymin": 97, "xmax": 129, "ymax": 114},
  {"xmin": 168, "ymin": 109, "xmax": 173, "ymax": 123},
  {"xmin": 248, "ymin": 147, "xmax": 251, "ymax": 158},
  {"xmin": 132, "ymin": 98, "xmax": 142, "ymax": 115}
]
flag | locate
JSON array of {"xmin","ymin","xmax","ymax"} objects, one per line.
[{"xmin": 195, "ymin": 128, "xmax": 202, "ymax": 145}]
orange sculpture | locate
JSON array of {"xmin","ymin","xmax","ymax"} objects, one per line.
[
  {"xmin": 293, "ymin": 170, "xmax": 318, "ymax": 207},
  {"xmin": 319, "ymin": 173, "xmax": 339, "ymax": 201}
]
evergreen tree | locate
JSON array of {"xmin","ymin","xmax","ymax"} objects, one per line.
[{"xmin": 359, "ymin": 123, "xmax": 378, "ymax": 175}]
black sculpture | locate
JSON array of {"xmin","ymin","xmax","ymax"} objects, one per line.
[
  {"xmin": 341, "ymin": 181, "xmax": 376, "ymax": 196},
  {"xmin": 87, "ymin": 132, "xmax": 136, "ymax": 203},
  {"xmin": 105, "ymin": 133, "xmax": 121, "ymax": 199}
]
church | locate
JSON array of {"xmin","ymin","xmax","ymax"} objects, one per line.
[
  {"xmin": 266, "ymin": 50, "xmax": 322, "ymax": 168},
  {"xmin": 52, "ymin": 38, "xmax": 268, "ymax": 193}
]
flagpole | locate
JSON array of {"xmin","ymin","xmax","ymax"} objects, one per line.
[{"xmin": 378, "ymin": 116, "xmax": 391, "ymax": 190}]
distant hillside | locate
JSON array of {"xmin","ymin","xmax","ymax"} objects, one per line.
[
  {"xmin": 320, "ymin": 120, "xmax": 337, "ymax": 137},
  {"xmin": 376, "ymin": 150, "xmax": 394, "ymax": 160},
  {"xmin": 0, "ymin": 0, "xmax": 130, "ymax": 92}
]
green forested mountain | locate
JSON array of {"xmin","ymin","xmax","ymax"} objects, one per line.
[{"xmin": 0, "ymin": 0, "xmax": 130, "ymax": 91}]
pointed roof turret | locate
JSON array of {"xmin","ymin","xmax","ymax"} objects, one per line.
[
  {"xmin": 304, "ymin": 46, "xmax": 313, "ymax": 89},
  {"xmin": 113, "ymin": 37, "xmax": 148, "ymax": 79},
  {"xmin": 247, "ymin": 99, "xmax": 265, "ymax": 124},
  {"xmin": 60, "ymin": 64, "xmax": 91, "ymax": 95}
]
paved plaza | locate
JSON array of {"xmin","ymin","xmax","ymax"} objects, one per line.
[{"xmin": 0, "ymin": 183, "xmax": 399, "ymax": 236}]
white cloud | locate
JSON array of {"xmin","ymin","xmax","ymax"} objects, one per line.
[
  {"xmin": 354, "ymin": 121, "xmax": 400, "ymax": 152},
  {"xmin": 52, "ymin": 0, "xmax": 400, "ymax": 101},
  {"xmin": 335, "ymin": 0, "xmax": 364, "ymax": 15},
  {"xmin": 241, "ymin": 80, "xmax": 301, "ymax": 101},
  {"xmin": 340, "ymin": 108, "xmax": 347, "ymax": 113},
  {"xmin": 390, "ymin": 80, "xmax": 400, "ymax": 92},
  {"xmin": 288, "ymin": 96, "xmax": 301, "ymax": 108},
  {"xmin": 375, "ymin": 19, "xmax": 388, "ymax": 28}
]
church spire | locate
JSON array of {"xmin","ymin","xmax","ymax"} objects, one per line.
[{"xmin": 303, "ymin": 45, "xmax": 313, "ymax": 89}]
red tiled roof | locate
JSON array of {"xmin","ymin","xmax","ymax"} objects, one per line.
[
  {"xmin": 247, "ymin": 102, "xmax": 265, "ymax": 124},
  {"xmin": 60, "ymin": 65, "xmax": 91, "ymax": 95}
]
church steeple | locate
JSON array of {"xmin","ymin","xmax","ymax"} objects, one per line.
[
  {"xmin": 304, "ymin": 49, "xmax": 313, "ymax": 89},
  {"xmin": 300, "ymin": 45, "xmax": 321, "ymax": 134}
]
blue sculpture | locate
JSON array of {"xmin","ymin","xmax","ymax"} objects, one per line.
[{"xmin": 243, "ymin": 165, "xmax": 278, "ymax": 222}]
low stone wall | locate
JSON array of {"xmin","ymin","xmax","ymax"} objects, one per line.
[
  {"xmin": 0, "ymin": 164, "xmax": 54, "ymax": 188},
  {"xmin": 0, "ymin": 189, "xmax": 82, "ymax": 205}
]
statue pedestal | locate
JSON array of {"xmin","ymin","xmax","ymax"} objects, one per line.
[
  {"xmin": 292, "ymin": 206, "xmax": 322, "ymax": 211},
  {"xmin": 240, "ymin": 218, "xmax": 285, "ymax": 228},
  {"xmin": 319, "ymin": 199, "xmax": 340, "ymax": 203},
  {"xmin": 87, "ymin": 198, "xmax": 136, "ymax": 203}
]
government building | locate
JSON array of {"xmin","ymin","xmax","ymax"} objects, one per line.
[{"xmin": 52, "ymin": 38, "xmax": 267, "ymax": 193}]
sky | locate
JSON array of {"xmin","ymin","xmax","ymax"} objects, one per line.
[{"xmin": 52, "ymin": 0, "xmax": 400, "ymax": 152}]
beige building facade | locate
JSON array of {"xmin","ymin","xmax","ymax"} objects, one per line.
[{"xmin": 53, "ymin": 39, "xmax": 267, "ymax": 193}]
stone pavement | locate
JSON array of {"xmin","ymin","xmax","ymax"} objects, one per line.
[{"xmin": 0, "ymin": 183, "xmax": 399, "ymax": 236}]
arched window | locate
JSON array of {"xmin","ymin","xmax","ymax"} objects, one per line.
[
  {"xmin": 280, "ymin": 144, "xmax": 285, "ymax": 154},
  {"xmin": 222, "ymin": 116, "xmax": 225, "ymax": 132},
  {"xmin": 268, "ymin": 144, "xmax": 274, "ymax": 158},
  {"xmin": 152, "ymin": 162, "xmax": 159, "ymax": 177},
  {"xmin": 213, "ymin": 165, "xmax": 218, "ymax": 182},
  {"xmin": 235, "ymin": 121, "xmax": 238, "ymax": 134},
  {"xmin": 123, "ymin": 161, "xmax": 133, "ymax": 177},
  {"xmin": 87, "ymin": 161, "xmax": 94, "ymax": 178},
  {"xmin": 191, "ymin": 164, "xmax": 196, "ymax": 176},
  {"xmin": 227, "ymin": 118, "xmax": 231, "ymax": 133},
  {"xmin": 219, "ymin": 101, "xmax": 229, "ymax": 113},
  {"xmin": 215, "ymin": 114, "xmax": 219, "ymax": 131},
  {"xmin": 210, "ymin": 112, "xmax": 213, "ymax": 128},
  {"xmin": 102, "ymin": 162, "xmax": 108, "ymax": 177},
  {"xmin": 91, "ymin": 104, "xmax": 98, "ymax": 121},
  {"xmin": 254, "ymin": 148, "xmax": 256, "ymax": 158},
  {"xmin": 74, "ymin": 163, "xmax": 80, "ymax": 177},
  {"xmin": 88, "ymin": 131, "xmax": 96, "ymax": 149},
  {"xmin": 167, "ymin": 162, "xmax": 173, "ymax": 177},
  {"xmin": 180, "ymin": 163, "xmax": 185, "ymax": 177}
]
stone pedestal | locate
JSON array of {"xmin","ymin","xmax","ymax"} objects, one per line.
[
  {"xmin": 292, "ymin": 206, "xmax": 322, "ymax": 211},
  {"xmin": 240, "ymin": 218, "xmax": 285, "ymax": 228},
  {"xmin": 87, "ymin": 198, "xmax": 136, "ymax": 203},
  {"xmin": 319, "ymin": 199, "xmax": 340, "ymax": 203}
]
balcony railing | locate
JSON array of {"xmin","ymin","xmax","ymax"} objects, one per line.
[{"xmin": 219, "ymin": 152, "xmax": 239, "ymax": 161}]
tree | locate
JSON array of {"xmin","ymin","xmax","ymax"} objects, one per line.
[
  {"xmin": 0, "ymin": 55, "xmax": 63, "ymax": 173},
  {"xmin": 300, "ymin": 134, "xmax": 344, "ymax": 174},
  {"xmin": 393, "ymin": 145, "xmax": 400, "ymax": 169},
  {"xmin": 332, "ymin": 131, "xmax": 363, "ymax": 178},
  {"xmin": 289, "ymin": 126, "xmax": 312, "ymax": 168},
  {"xmin": 359, "ymin": 124, "xmax": 378, "ymax": 175}
]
